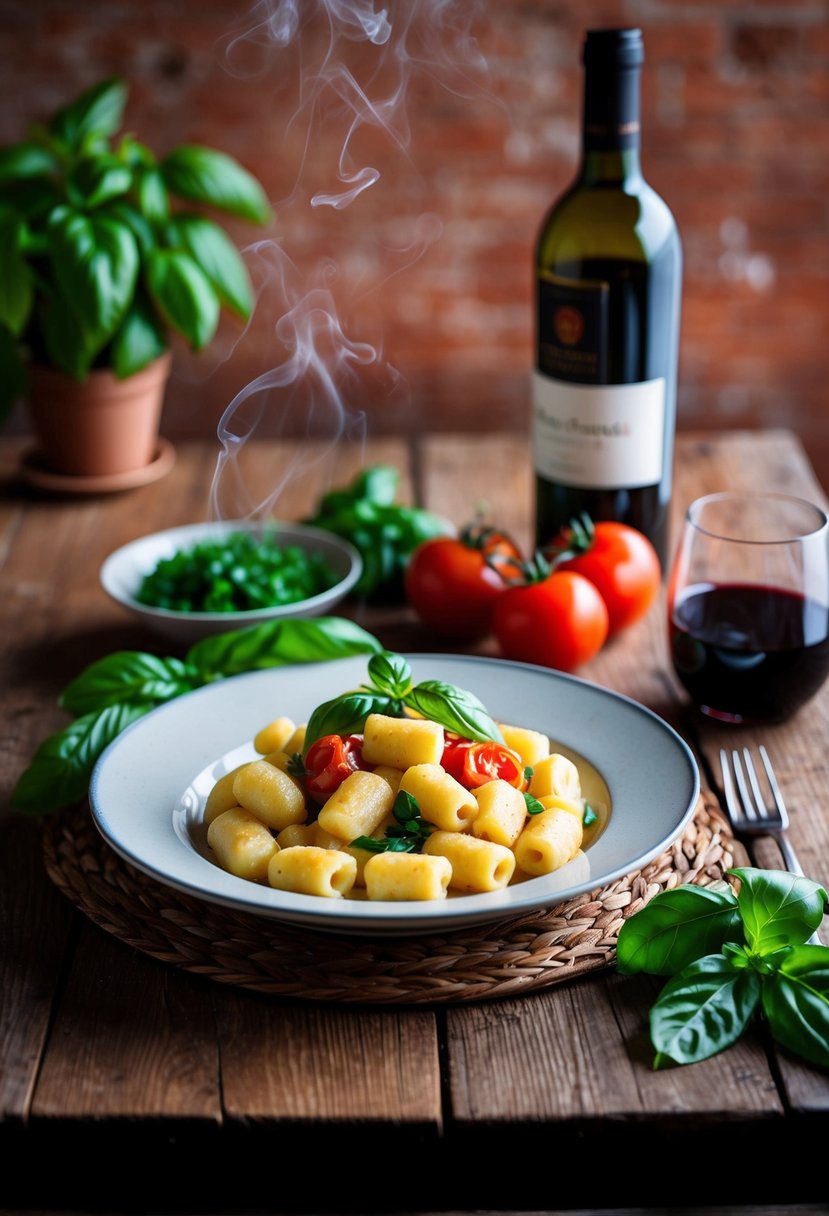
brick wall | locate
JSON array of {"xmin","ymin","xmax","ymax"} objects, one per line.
[{"xmin": 2, "ymin": 0, "xmax": 828, "ymax": 488}]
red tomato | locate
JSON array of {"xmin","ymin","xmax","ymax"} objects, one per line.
[
  {"xmin": 547, "ymin": 518, "xmax": 661, "ymax": 636},
  {"xmin": 303, "ymin": 734, "xmax": 366, "ymax": 804},
  {"xmin": 441, "ymin": 735, "xmax": 472, "ymax": 782},
  {"xmin": 462, "ymin": 742, "xmax": 527, "ymax": 790},
  {"xmin": 404, "ymin": 523, "xmax": 524, "ymax": 641},
  {"xmin": 492, "ymin": 569, "xmax": 609, "ymax": 672},
  {"xmin": 442, "ymin": 736, "xmax": 526, "ymax": 790}
]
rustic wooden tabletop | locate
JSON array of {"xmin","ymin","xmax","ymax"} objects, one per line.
[{"xmin": 1, "ymin": 427, "xmax": 828, "ymax": 1216}]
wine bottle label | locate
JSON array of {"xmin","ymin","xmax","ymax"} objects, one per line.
[
  {"xmin": 532, "ymin": 372, "xmax": 666, "ymax": 489},
  {"xmin": 537, "ymin": 273, "xmax": 609, "ymax": 382}
]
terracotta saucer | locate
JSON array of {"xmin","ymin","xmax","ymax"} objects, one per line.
[{"xmin": 18, "ymin": 438, "xmax": 176, "ymax": 495}]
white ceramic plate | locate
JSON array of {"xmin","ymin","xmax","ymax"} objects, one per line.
[
  {"xmin": 89, "ymin": 654, "xmax": 700, "ymax": 936},
  {"xmin": 99, "ymin": 519, "xmax": 363, "ymax": 644}
]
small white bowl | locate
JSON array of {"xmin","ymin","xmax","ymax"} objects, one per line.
[{"xmin": 100, "ymin": 520, "xmax": 363, "ymax": 645}]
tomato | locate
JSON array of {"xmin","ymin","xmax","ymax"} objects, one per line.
[
  {"xmin": 462, "ymin": 742, "xmax": 526, "ymax": 790},
  {"xmin": 546, "ymin": 517, "xmax": 661, "ymax": 636},
  {"xmin": 441, "ymin": 735, "xmax": 473, "ymax": 782},
  {"xmin": 492, "ymin": 568, "xmax": 609, "ymax": 672},
  {"xmin": 404, "ymin": 522, "xmax": 524, "ymax": 641},
  {"xmin": 442, "ymin": 736, "xmax": 526, "ymax": 790},
  {"xmin": 303, "ymin": 734, "xmax": 366, "ymax": 804}
]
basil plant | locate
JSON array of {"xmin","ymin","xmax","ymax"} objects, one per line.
[{"xmin": 0, "ymin": 75, "xmax": 272, "ymax": 419}]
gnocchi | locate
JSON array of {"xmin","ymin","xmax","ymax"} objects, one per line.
[{"xmin": 202, "ymin": 674, "xmax": 605, "ymax": 903}]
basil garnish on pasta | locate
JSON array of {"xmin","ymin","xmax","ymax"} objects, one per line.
[{"xmin": 301, "ymin": 650, "xmax": 504, "ymax": 753}]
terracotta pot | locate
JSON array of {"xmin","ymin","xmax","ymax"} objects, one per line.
[{"xmin": 26, "ymin": 352, "xmax": 173, "ymax": 478}]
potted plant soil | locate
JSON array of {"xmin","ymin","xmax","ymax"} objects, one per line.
[{"xmin": 0, "ymin": 75, "xmax": 272, "ymax": 485}]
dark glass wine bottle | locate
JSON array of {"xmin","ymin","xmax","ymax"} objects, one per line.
[{"xmin": 533, "ymin": 27, "xmax": 682, "ymax": 570}]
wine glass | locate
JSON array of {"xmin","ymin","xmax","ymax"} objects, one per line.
[{"xmin": 667, "ymin": 491, "xmax": 829, "ymax": 724}]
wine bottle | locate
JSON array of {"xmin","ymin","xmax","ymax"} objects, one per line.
[{"xmin": 532, "ymin": 27, "xmax": 682, "ymax": 570}]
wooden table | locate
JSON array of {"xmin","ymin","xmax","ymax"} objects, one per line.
[{"xmin": 2, "ymin": 428, "xmax": 828, "ymax": 1216}]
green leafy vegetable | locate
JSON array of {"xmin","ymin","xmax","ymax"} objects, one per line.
[
  {"xmin": 404, "ymin": 680, "xmax": 504, "ymax": 745},
  {"xmin": 12, "ymin": 703, "xmax": 154, "ymax": 813},
  {"xmin": 301, "ymin": 648, "xmax": 503, "ymax": 754},
  {"xmin": 0, "ymin": 74, "xmax": 272, "ymax": 419},
  {"xmin": 10, "ymin": 616, "xmax": 382, "ymax": 816},
  {"xmin": 350, "ymin": 790, "xmax": 433, "ymax": 854},
  {"xmin": 185, "ymin": 616, "xmax": 381, "ymax": 677},
  {"xmin": 524, "ymin": 791, "xmax": 545, "ymax": 816},
  {"xmin": 616, "ymin": 867, "xmax": 829, "ymax": 1070},
  {"xmin": 303, "ymin": 464, "xmax": 448, "ymax": 600},
  {"xmin": 134, "ymin": 528, "xmax": 341, "ymax": 613},
  {"xmin": 305, "ymin": 692, "xmax": 397, "ymax": 748}
]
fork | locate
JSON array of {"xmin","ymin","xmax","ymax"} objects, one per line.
[{"xmin": 720, "ymin": 744, "xmax": 822, "ymax": 944}]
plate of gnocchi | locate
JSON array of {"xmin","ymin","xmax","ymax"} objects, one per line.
[{"xmin": 89, "ymin": 653, "xmax": 700, "ymax": 936}]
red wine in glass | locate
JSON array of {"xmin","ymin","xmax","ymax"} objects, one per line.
[
  {"xmin": 667, "ymin": 492, "xmax": 829, "ymax": 724},
  {"xmin": 669, "ymin": 582, "xmax": 829, "ymax": 724}
]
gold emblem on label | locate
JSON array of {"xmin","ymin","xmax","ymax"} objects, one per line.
[{"xmin": 553, "ymin": 306, "xmax": 584, "ymax": 346}]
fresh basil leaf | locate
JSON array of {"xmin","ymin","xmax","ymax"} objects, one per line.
[
  {"xmin": 583, "ymin": 803, "xmax": 598, "ymax": 826},
  {"xmin": 351, "ymin": 833, "xmax": 416, "ymax": 854},
  {"xmin": 616, "ymin": 884, "xmax": 743, "ymax": 976},
  {"xmin": 185, "ymin": 616, "xmax": 382, "ymax": 678},
  {"xmin": 168, "ymin": 213, "xmax": 253, "ymax": 320},
  {"xmin": 762, "ymin": 944, "xmax": 829, "ymax": 1069},
  {"xmin": 304, "ymin": 692, "xmax": 393, "ymax": 754},
  {"xmin": 136, "ymin": 166, "xmax": 170, "ymax": 225},
  {"xmin": 367, "ymin": 651, "xmax": 412, "ymax": 698},
  {"xmin": 47, "ymin": 208, "xmax": 139, "ymax": 354},
  {"xmin": 403, "ymin": 680, "xmax": 504, "ymax": 744},
  {"xmin": 0, "ymin": 214, "xmax": 33, "ymax": 334},
  {"xmin": 0, "ymin": 142, "xmax": 59, "ymax": 182},
  {"xmin": 116, "ymin": 134, "xmax": 156, "ymax": 169},
  {"xmin": 68, "ymin": 155, "xmax": 132, "ymax": 209},
  {"xmin": 730, "ymin": 867, "xmax": 828, "ymax": 953},
  {"xmin": 144, "ymin": 247, "xmax": 219, "ymax": 350},
  {"xmin": 110, "ymin": 293, "xmax": 168, "ymax": 378},
  {"xmin": 161, "ymin": 145, "xmax": 272, "ymax": 224},
  {"xmin": 103, "ymin": 200, "xmax": 154, "ymax": 257},
  {"xmin": 303, "ymin": 465, "xmax": 448, "ymax": 598},
  {"xmin": 649, "ymin": 954, "xmax": 762, "ymax": 1067},
  {"xmin": 349, "ymin": 834, "xmax": 389, "ymax": 853},
  {"xmin": 392, "ymin": 789, "xmax": 421, "ymax": 826},
  {"xmin": 524, "ymin": 791, "xmax": 545, "ymax": 816},
  {"xmin": 10, "ymin": 702, "xmax": 152, "ymax": 814},
  {"xmin": 352, "ymin": 464, "xmax": 399, "ymax": 505},
  {"xmin": 49, "ymin": 76, "xmax": 128, "ymax": 148},
  {"xmin": 351, "ymin": 790, "xmax": 430, "ymax": 853},
  {"xmin": 59, "ymin": 652, "xmax": 196, "ymax": 716},
  {"xmin": 38, "ymin": 291, "xmax": 94, "ymax": 378}
]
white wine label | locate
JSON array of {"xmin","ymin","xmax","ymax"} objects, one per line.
[{"xmin": 532, "ymin": 373, "xmax": 666, "ymax": 489}]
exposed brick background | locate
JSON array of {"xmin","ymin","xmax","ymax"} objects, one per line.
[{"xmin": 2, "ymin": 0, "xmax": 828, "ymax": 489}]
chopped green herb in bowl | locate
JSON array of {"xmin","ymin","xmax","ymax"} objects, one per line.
[
  {"xmin": 100, "ymin": 520, "xmax": 363, "ymax": 645},
  {"xmin": 135, "ymin": 530, "xmax": 340, "ymax": 613}
]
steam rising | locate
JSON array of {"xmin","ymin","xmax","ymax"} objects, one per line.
[{"xmin": 210, "ymin": 0, "xmax": 491, "ymax": 520}]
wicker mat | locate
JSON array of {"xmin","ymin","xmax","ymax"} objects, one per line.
[{"xmin": 40, "ymin": 791, "xmax": 747, "ymax": 1006}]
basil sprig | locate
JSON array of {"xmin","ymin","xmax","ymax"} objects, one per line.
[
  {"xmin": 11, "ymin": 616, "xmax": 383, "ymax": 815},
  {"xmin": 302, "ymin": 464, "xmax": 449, "ymax": 600},
  {"xmin": 302, "ymin": 651, "xmax": 504, "ymax": 754},
  {"xmin": 351, "ymin": 790, "xmax": 433, "ymax": 854},
  {"xmin": 616, "ymin": 867, "xmax": 829, "ymax": 1070}
]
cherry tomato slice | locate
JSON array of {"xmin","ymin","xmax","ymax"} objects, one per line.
[
  {"xmin": 304, "ymin": 734, "xmax": 366, "ymax": 804},
  {"xmin": 462, "ymin": 742, "xmax": 526, "ymax": 790},
  {"xmin": 441, "ymin": 735, "xmax": 473, "ymax": 782}
]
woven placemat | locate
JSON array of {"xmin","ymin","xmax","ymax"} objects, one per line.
[{"xmin": 40, "ymin": 792, "xmax": 746, "ymax": 1005}]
